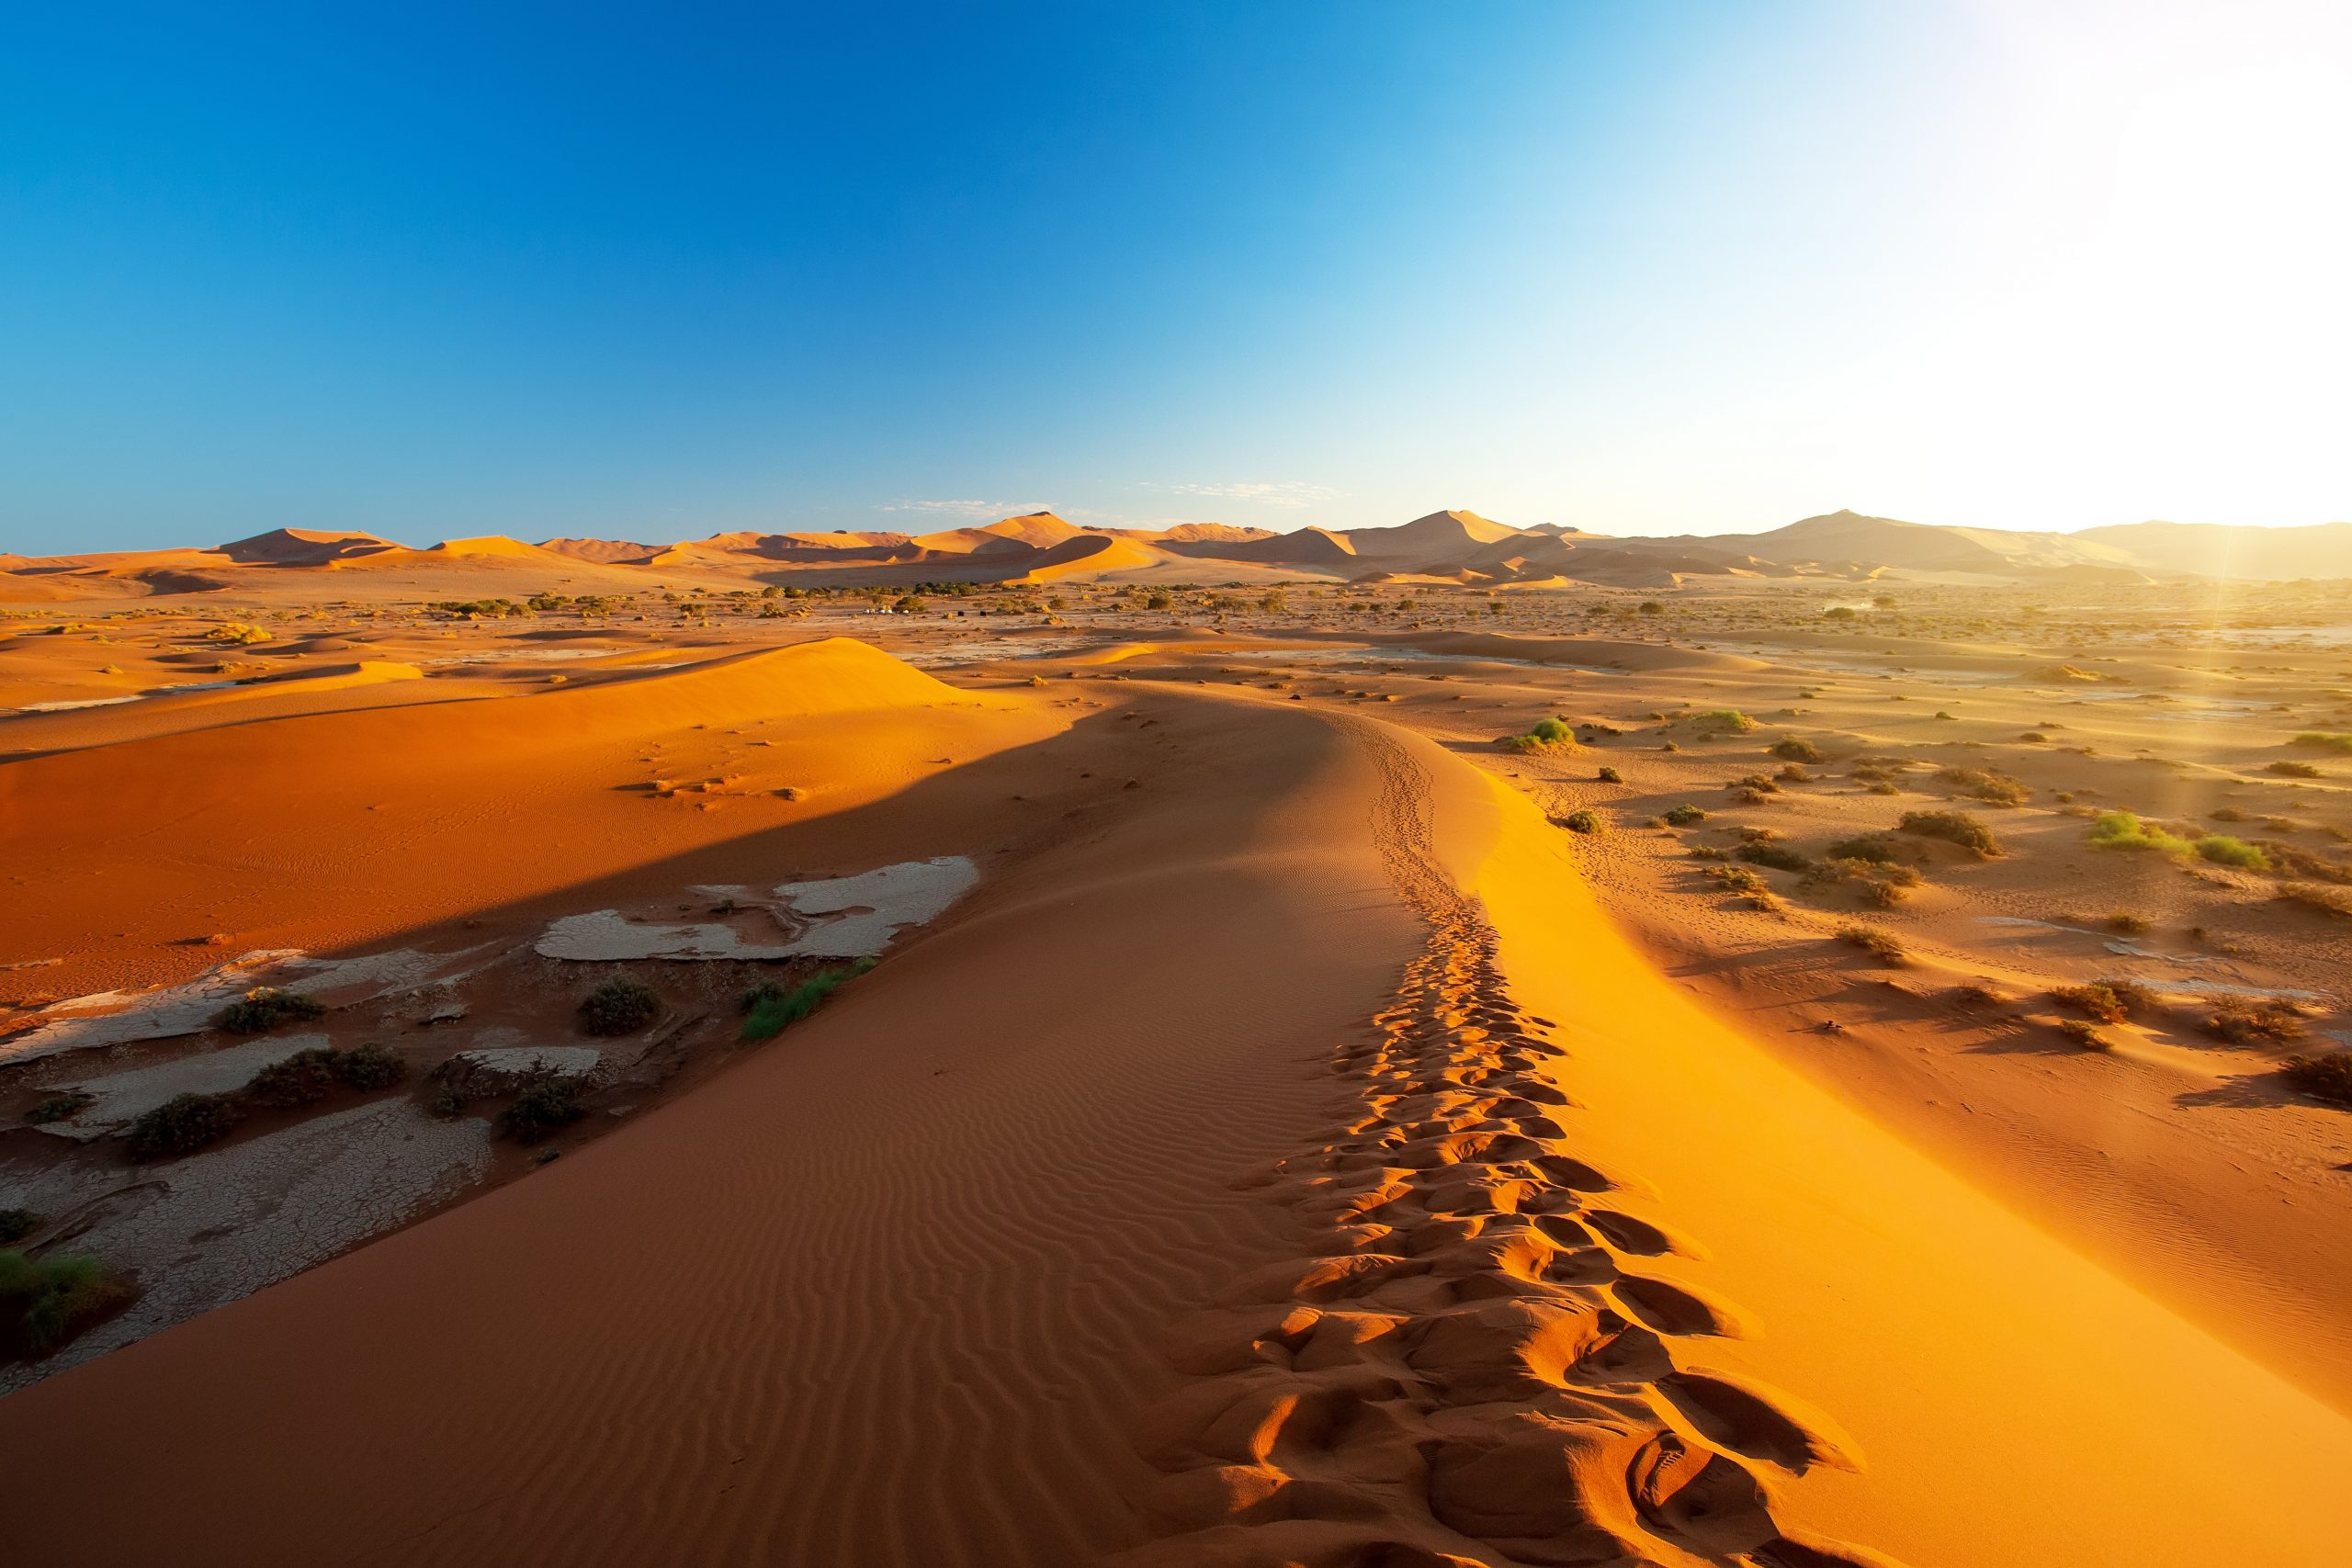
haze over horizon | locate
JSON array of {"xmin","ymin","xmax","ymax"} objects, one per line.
[{"xmin": 5, "ymin": 1, "xmax": 2347, "ymax": 554}]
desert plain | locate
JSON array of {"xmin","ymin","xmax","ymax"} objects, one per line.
[{"xmin": 3, "ymin": 509, "xmax": 2350, "ymax": 1567}]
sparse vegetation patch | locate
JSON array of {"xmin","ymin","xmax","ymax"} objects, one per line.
[
  {"xmin": 2281, "ymin": 1053, "xmax": 2352, "ymax": 1106},
  {"xmin": 1836, "ymin": 924, "xmax": 1908, "ymax": 964},
  {"xmin": 1897, "ymin": 809, "xmax": 2001, "ymax": 857},
  {"xmin": 0, "ymin": 1249, "xmax": 130, "ymax": 1359},
  {"xmin": 215, "ymin": 986, "xmax": 326, "ymax": 1033},
  {"xmin": 246, "ymin": 1043, "xmax": 407, "ymax": 1107},
  {"xmin": 740, "ymin": 959, "xmax": 877, "ymax": 1043},
  {"xmin": 126, "ymin": 1091, "xmax": 243, "ymax": 1161},
  {"xmin": 579, "ymin": 977, "xmax": 662, "ymax": 1036}
]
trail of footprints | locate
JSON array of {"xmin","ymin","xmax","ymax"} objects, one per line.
[{"xmin": 1110, "ymin": 732, "xmax": 1905, "ymax": 1568}]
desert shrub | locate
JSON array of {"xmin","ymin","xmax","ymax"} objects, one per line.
[
  {"xmin": 2201, "ymin": 1000, "xmax": 2305, "ymax": 1045},
  {"xmin": 0, "ymin": 1250, "xmax": 130, "ymax": 1358},
  {"xmin": 2251, "ymin": 840, "xmax": 2352, "ymax": 884},
  {"xmin": 1938, "ymin": 766, "xmax": 2030, "ymax": 807},
  {"xmin": 2281, "ymin": 1053, "xmax": 2352, "ymax": 1106},
  {"xmin": 1501, "ymin": 717, "xmax": 1577, "ymax": 752},
  {"xmin": 2276, "ymin": 883, "xmax": 2352, "ymax": 918},
  {"xmin": 2209, "ymin": 807, "xmax": 2247, "ymax": 823},
  {"xmin": 2051, "ymin": 983, "xmax": 2136, "ymax": 1024},
  {"xmin": 496, "ymin": 1078, "xmax": 585, "ymax": 1142},
  {"xmin": 1692, "ymin": 709, "xmax": 1755, "ymax": 735},
  {"xmin": 246, "ymin": 1043, "xmax": 408, "ymax": 1107},
  {"xmin": 126, "ymin": 1092, "xmax": 242, "ymax": 1161},
  {"xmin": 2267, "ymin": 761, "xmax": 2322, "ymax": 778},
  {"xmin": 2057, "ymin": 1019, "xmax": 2109, "ymax": 1050},
  {"xmin": 1770, "ymin": 738, "xmax": 1823, "ymax": 763},
  {"xmin": 2086, "ymin": 810, "xmax": 2190, "ymax": 854},
  {"xmin": 335, "ymin": 1043, "xmax": 404, "ymax": 1089},
  {"xmin": 1775, "ymin": 763, "xmax": 1813, "ymax": 783},
  {"xmin": 1836, "ymin": 924, "xmax": 1908, "ymax": 964},
  {"xmin": 2106, "ymin": 911, "xmax": 2149, "ymax": 934},
  {"xmin": 245, "ymin": 1049, "xmax": 338, "ymax": 1107},
  {"xmin": 1730, "ymin": 773, "xmax": 1781, "ymax": 794},
  {"xmin": 1806, "ymin": 857, "xmax": 1920, "ymax": 908},
  {"xmin": 2290, "ymin": 731, "xmax": 2352, "ymax": 755},
  {"xmin": 2193, "ymin": 835, "xmax": 2267, "ymax": 871},
  {"xmin": 215, "ymin": 986, "xmax": 325, "ymax": 1033},
  {"xmin": 1596, "ymin": 766, "xmax": 1623, "ymax": 784},
  {"xmin": 1826, "ymin": 833, "xmax": 1900, "ymax": 863},
  {"xmin": 1949, "ymin": 983, "xmax": 2007, "ymax": 1008},
  {"xmin": 2018, "ymin": 731, "xmax": 2049, "ymax": 743},
  {"xmin": 23, "ymin": 1092, "xmax": 93, "ymax": 1125},
  {"xmin": 1562, "ymin": 809, "xmax": 1602, "ymax": 835},
  {"xmin": 1662, "ymin": 804, "xmax": 1708, "ymax": 827},
  {"xmin": 0, "ymin": 1210, "xmax": 34, "ymax": 1245},
  {"xmin": 1685, "ymin": 845, "xmax": 1728, "ymax": 861},
  {"xmin": 741, "ymin": 960, "xmax": 876, "ymax": 1043},
  {"xmin": 1703, "ymin": 865, "xmax": 1767, "ymax": 894},
  {"xmin": 1736, "ymin": 840, "xmax": 1817, "ymax": 874},
  {"xmin": 579, "ymin": 977, "xmax": 661, "ymax": 1036},
  {"xmin": 1897, "ymin": 810, "xmax": 2001, "ymax": 857},
  {"xmin": 1849, "ymin": 758, "xmax": 1909, "ymax": 784},
  {"xmin": 203, "ymin": 622, "xmax": 269, "ymax": 645}
]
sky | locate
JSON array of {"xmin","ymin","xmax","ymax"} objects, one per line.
[{"xmin": 3, "ymin": 0, "xmax": 2347, "ymax": 554}]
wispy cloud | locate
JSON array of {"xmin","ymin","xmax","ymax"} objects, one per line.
[
  {"xmin": 876, "ymin": 498, "xmax": 1029, "ymax": 517},
  {"xmin": 1159, "ymin": 480, "xmax": 1339, "ymax": 509}
]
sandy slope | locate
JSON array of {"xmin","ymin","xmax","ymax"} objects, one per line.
[
  {"xmin": 1460, "ymin": 749, "xmax": 2352, "ymax": 1567},
  {"xmin": 0, "ymin": 690, "xmax": 1428, "ymax": 1567},
  {"xmin": 5, "ymin": 638, "xmax": 2349, "ymax": 1565},
  {"xmin": 0, "ymin": 639, "xmax": 1054, "ymax": 1000}
]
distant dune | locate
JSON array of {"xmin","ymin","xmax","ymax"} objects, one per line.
[{"xmin": 8, "ymin": 505, "xmax": 2349, "ymax": 605}]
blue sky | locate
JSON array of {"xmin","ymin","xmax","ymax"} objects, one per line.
[{"xmin": 4, "ymin": 2, "xmax": 2346, "ymax": 553}]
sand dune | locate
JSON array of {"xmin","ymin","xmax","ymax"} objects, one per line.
[
  {"xmin": 0, "ymin": 639, "xmax": 1037, "ymax": 1000},
  {"xmin": 8, "ymin": 508, "xmax": 2349, "ymax": 603},
  {"xmin": 6, "ymin": 601, "xmax": 2351, "ymax": 1568}
]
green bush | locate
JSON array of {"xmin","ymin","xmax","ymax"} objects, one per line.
[
  {"xmin": 1596, "ymin": 766, "xmax": 1623, "ymax": 784},
  {"xmin": 579, "ymin": 977, "xmax": 662, "ymax": 1036},
  {"xmin": 741, "ymin": 960, "xmax": 876, "ymax": 1043},
  {"xmin": 1562, "ymin": 809, "xmax": 1602, "ymax": 835},
  {"xmin": 1737, "ymin": 840, "xmax": 1817, "ymax": 874},
  {"xmin": 1826, "ymin": 834, "xmax": 1900, "ymax": 863},
  {"xmin": 1662, "ymin": 803, "xmax": 1708, "ymax": 827},
  {"xmin": 0, "ymin": 1249, "xmax": 130, "ymax": 1358},
  {"xmin": 215, "ymin": 986, "xmax": 325, "ymax": 1033},
  {"xmin": 1898, "ymin": 809, "xmax": 2000, "ymax": 857},
  {"xmin": 2193, "ymin": 835, "xmax": 2267, "ymax": 870},
  {"xmin": 23, "ymin": 1092, "xmax": 93, "ymax": 1126},
  {"xmin": 496, "ymin": 1078, "xmax": 585, "ymax": 1142},
  {"xmin": 1770, "ymin": 738, "xmax": 1823, "ymax": 762},
  {"xmin": 1691, "ymin": 709, "xmax": 1755, "ymax": 735},
  {"xmin": 2086, "ymin": 810, "xmax": 2190, "ymax": 854},
  {"xmin": 246, "ymin": 1043, "xmax": 408, "ymax": 1108},
  {"xmin": 126, "ymin": 1092, "xmax": 242, "ymax": 1161},
  {"xmin": 1500, "ymin": 716, "xmax": 1577, "ymax": 752},
  {"xmin": 2290, "ymin": 732, "xmax": 2352, "ymax": 755},
  {"xmin": 2267, "ymin": 760, "xmax": 2322, "ymax": 778}
]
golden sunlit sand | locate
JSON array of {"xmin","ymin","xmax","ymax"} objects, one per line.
[{"xmin": 4, "ymin": 528, "xmax": 2349, "ymax": 1565}]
